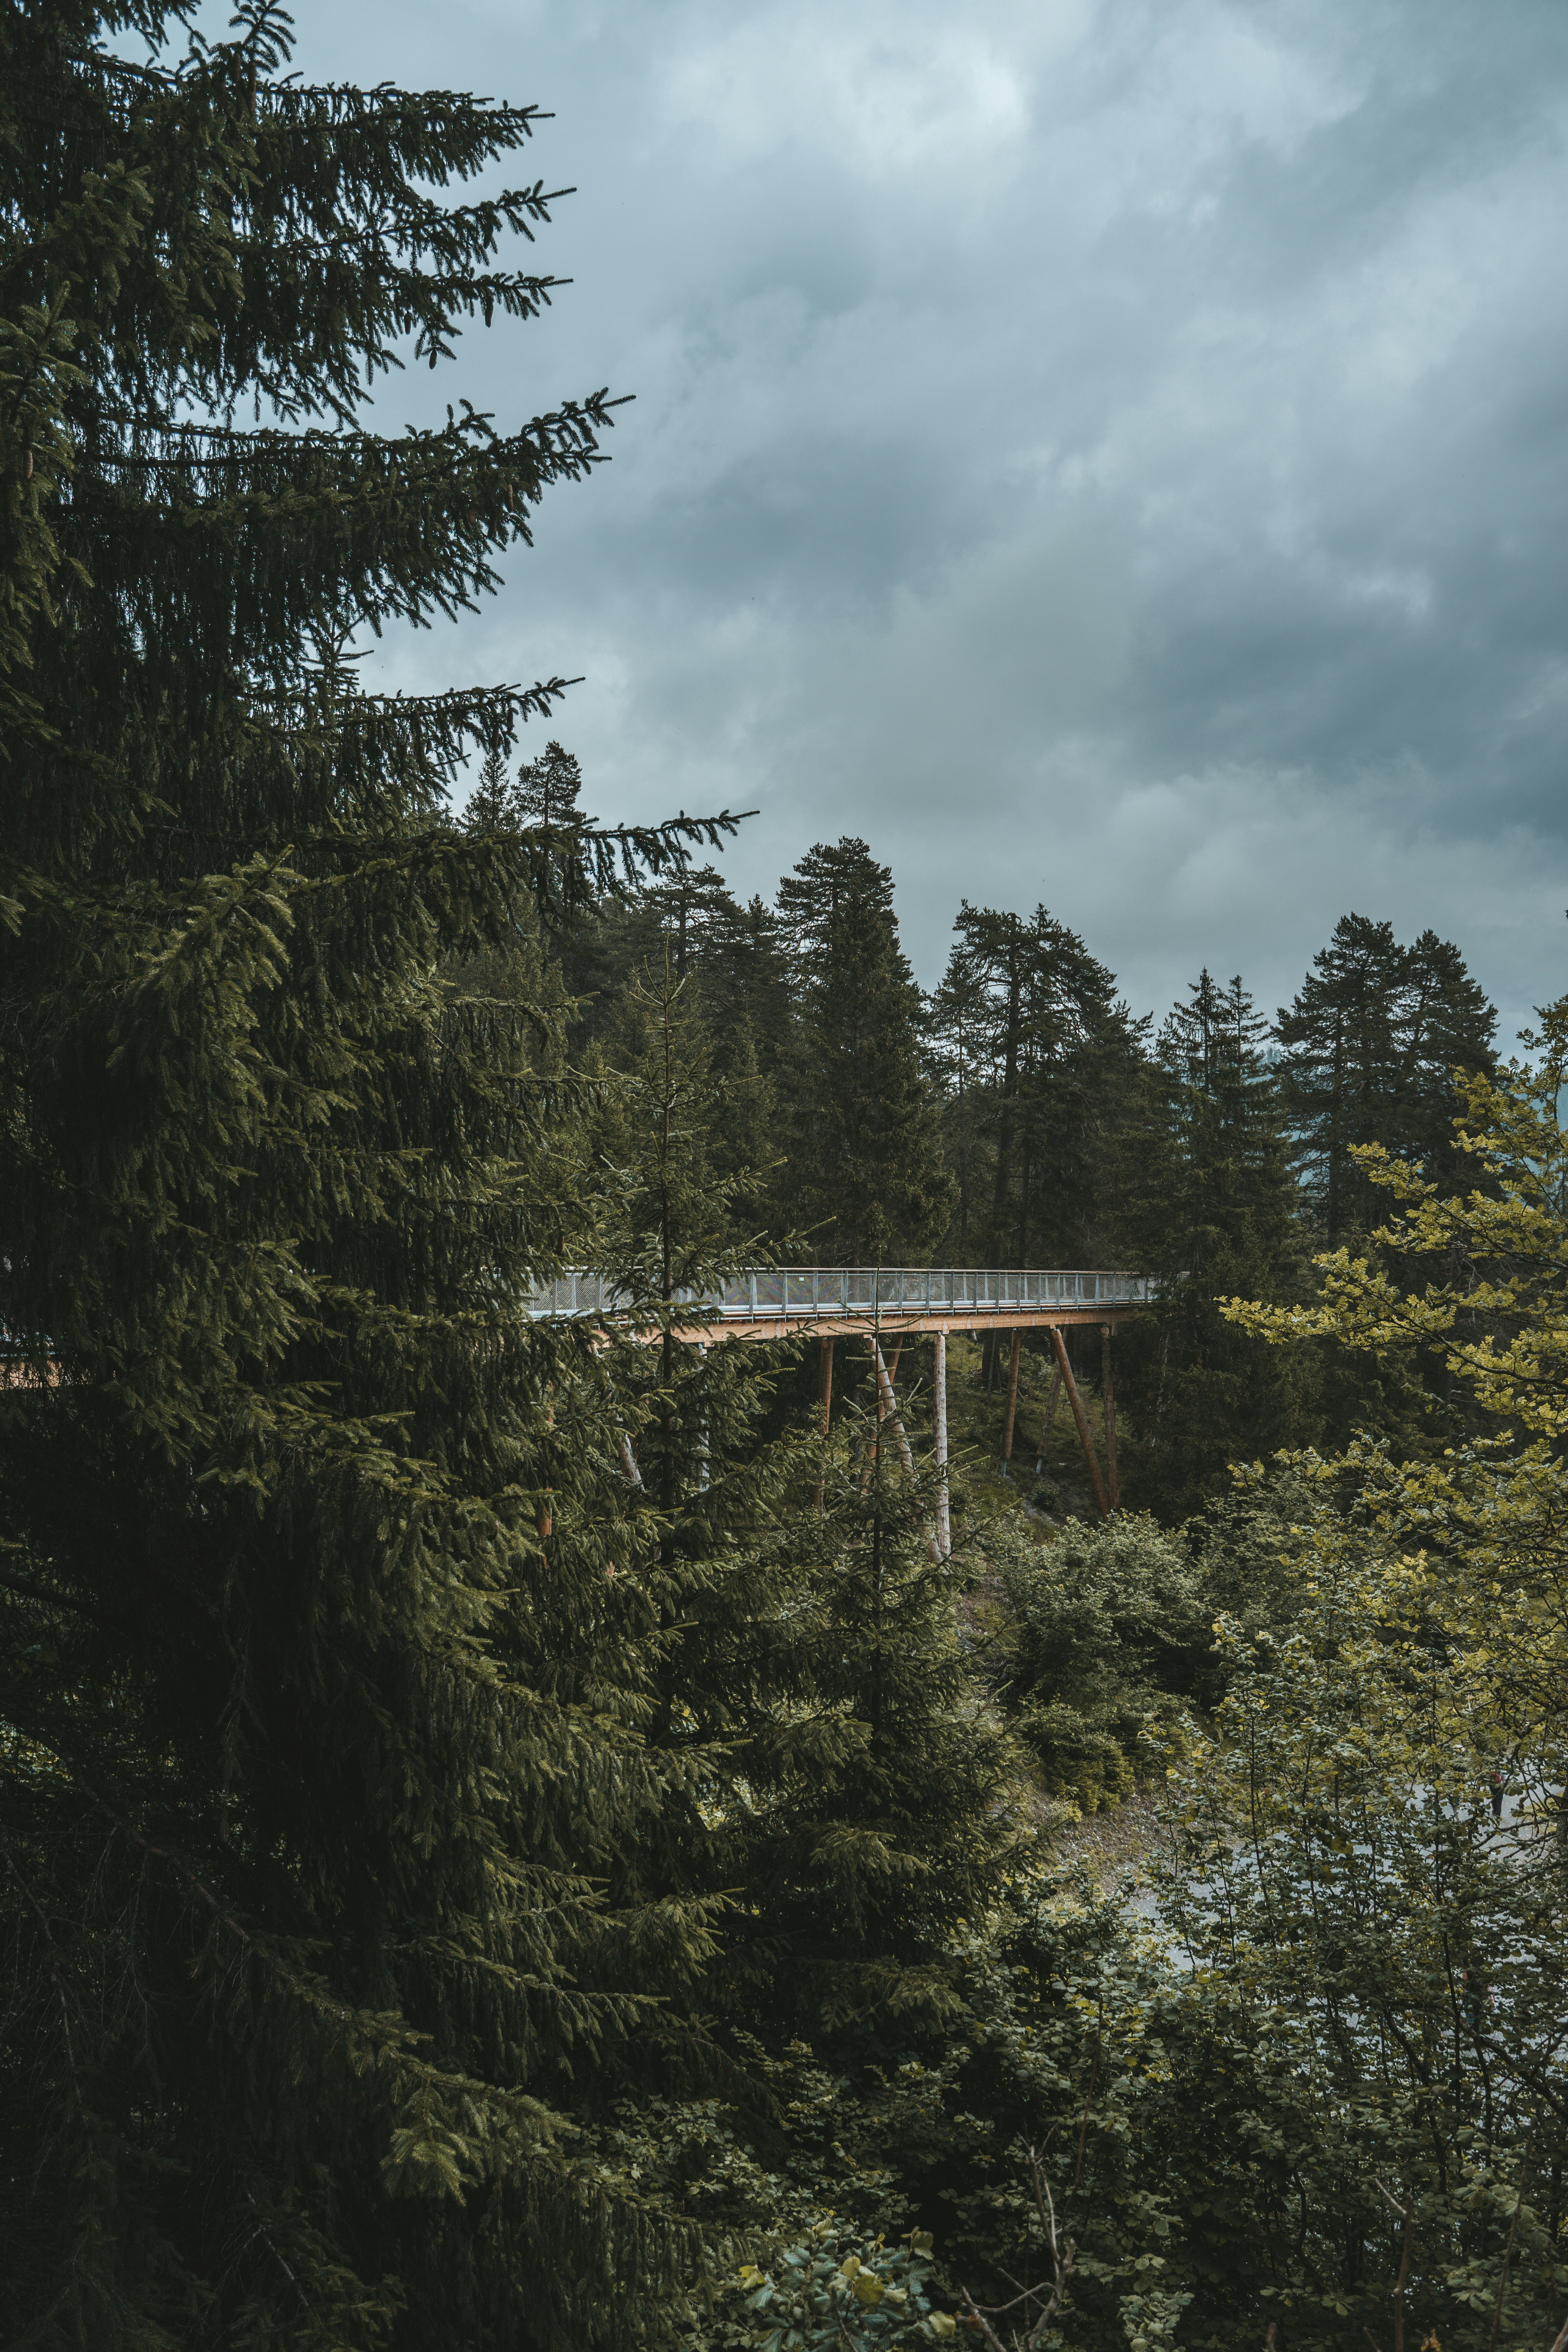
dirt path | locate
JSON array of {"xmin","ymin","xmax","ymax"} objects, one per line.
[{"xmin": 1047, "ymin": 1789, "xmax": 1167, "ymax": 1887}]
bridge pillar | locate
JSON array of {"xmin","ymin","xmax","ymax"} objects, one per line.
[
  {"xmin": 1000, "ymin": 1330, "xmax": 1022, "ymax": 1475},
  {"xmin": 933, "ymin": 1330, "xmax": 950, "ymax": 1557},
  {"xmin": 1100, "ymin": 1324, "xmax": 1120, "ymax": 1514},
  {"xmin": 813, "ymin": 1336, "xmax": 834, "ymax": 1512}
]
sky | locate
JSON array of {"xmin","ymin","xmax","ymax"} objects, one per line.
[{"xmin": 267, "ymin": 0, "xmax": 1568, "ymax": 1039}]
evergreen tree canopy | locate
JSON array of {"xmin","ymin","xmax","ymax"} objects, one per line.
[
  {"xmin": 0, "ymin": 9, "xmax": 747, "ymax": 2345},
  {"xmin": 1114, "ymin": 971, "xmax": 1316, "ymax": 1516},
  {"xmin": 928, "ymin": 902, "xmax": 1139, "ymax": 1266},
  {"xmin": 776, "ymin": 838, "xmax": 952, "ymax": 1264},
  {"xmin": 1275, "ymin": 914, "xmax": 1496, "ymax": 1239}
]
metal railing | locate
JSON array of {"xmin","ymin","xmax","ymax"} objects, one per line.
[{"xmin": 523, "ymin": 1266, "xmax": 1152, "ymax": 1321}]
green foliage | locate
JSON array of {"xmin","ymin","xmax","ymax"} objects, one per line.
[
  {"xmin": 776, "ymin": 839, "xmax": 953, "ymax": 1264},
  {"xmin": 927, "ymin": 901, "xmax": 1144, "ymax": 1268},
  {"xmin": 1275, "ymin": 912, "xmax": 1497, "ymax": 1241},
  {"xmin": 732, "ymin": 2235, "xmax": 955, "ymax": 2352},
  {"xmin": 1112, "ymin": 971, "xmax": 1320, "ymax": 1518},
  {"xmin": 989, "ymin": 1517, "xmax": 1208, "ymax": 1810},
  {"xmin": 1180, "ymin": 1463, "xmax": 1316, "ymax": 1702},
  {"xmin": 0, "ymin": 10, "xmax": 748, "ymax": 2345},
  {"xmin": 715, "ymin": 1424, "xmax": 1022, "ymax": 2031},
  {"xmin": 4, "ymin": 14, "xmax": 1550, "ymax": 2350},
  {"xmin": 569, "ymin": 948, "xmax": 1020, "ymax": 2040}
]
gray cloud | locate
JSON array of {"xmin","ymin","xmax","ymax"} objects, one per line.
[{"xmin": 283, "ymin": 0, "xmax": 1568, "ymax": 1035}]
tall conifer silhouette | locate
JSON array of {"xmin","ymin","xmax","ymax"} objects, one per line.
[
  {"xmin": 0, "ymin": 9, "xmax": 744, "ymax": 2341},
  {"xmin": 1276, "ymin": 915, "xmax": 1496, "ymax": 1239},
  {"xmin": 777, "ymin": 838, "xmax": 952, "ymax": 1263}
]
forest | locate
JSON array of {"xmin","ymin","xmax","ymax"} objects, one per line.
[{"xmin": 5, "ymin": 10, "xmax": 1568, "ymax": 2351}]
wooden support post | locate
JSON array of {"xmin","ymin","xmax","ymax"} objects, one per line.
[
  {"xmin": 1100, "ymin": 1323, "xmax": 1120, "ymax": 1514},
  {"xmin": 617, "ymin": 1430, "xmax": 643, "ymax": 1490},
  {"xmin": 813, "ymin": 1335, "xmax": 834, "ymax": 1511},
  {"xmin": 1000, "ymin": 1329, "xmax": 1022, "ymax": 1475},
  {"xmin": 1036, "ymin": 1361, "xmax": 1062, "ymax": 1474},
  {"xmin": 933, "ymin": 1330, "xmax": 950, "ymax": 1557},
  {"xmin": 1048, "ymin": 1325, "xmax": 1109, "ymax": 1521}
]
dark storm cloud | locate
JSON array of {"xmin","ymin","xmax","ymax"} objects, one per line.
[{"xmin": 284, "ymin": 0, "xmax": 1568, "ymax": 1033}]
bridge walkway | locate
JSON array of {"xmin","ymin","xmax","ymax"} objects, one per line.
[
  {"xmin": 525, "ymin": 1266, "xmax": 1146, "ymax": 1536},
  {"xmin": 526, "ymin": 1263, "xmax": 1148, "ymax": 1341}
]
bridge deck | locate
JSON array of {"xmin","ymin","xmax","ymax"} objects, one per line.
[{"xmin": 526, "ymin": 1265, "xmax": 1149, "ymax": 1340}]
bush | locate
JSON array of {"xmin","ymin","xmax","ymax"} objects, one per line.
[{"xmin": 988, "ymin": 1515, "xmax": 1207, "ymax": 1810}]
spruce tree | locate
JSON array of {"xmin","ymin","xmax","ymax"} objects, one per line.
[
  {"xmin": 747, "ymin": 1408, "xmax": 1021, "ymax": 2029},
  {"xmin": 929, "ymin": 902, "xmax": 1143, "ymax": 1267},
  {"xmin": 0, "ymin": 10, "xmax": 744, "ymax": 2343},
  {"xmin": 585, "ymin": 957, "xmax": 1015, "ymax": 2036},
  {"xmin": 1116, "ymin": 971, "xmax": 1317, "ymax": 1517},
  {"xmin": 776, "ymin": 838, "xmax": 953, "ymax": 1265},
  {"xmin": 1275, "ymin": 914, "xmax": 1496, "ymax": 1240},
  {"xmin": 678, "ymin": 884, "xmax": 793, "ymax": 1238},
  {"xmin": 557, "ymin": 860, "xmax": 791, "ymax": 1237}
]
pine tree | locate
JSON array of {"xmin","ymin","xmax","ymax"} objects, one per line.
[
  {"xmin": 743, "ymin": 1410, "xmax": 1021, "ymax": 2029},
  {"xmin": 1115, "ymin": 971, "xmax": 1318, "ymax": 1516},
  {"xmin": 1275, "ymin": 914, "xmax": 1496, "ymax": 1240},
  {"xmin": 556, "ymin": 862, "xmax": 791, "ymax": 1237},
  {"xmin": 1397, "ymin": 925, "xmax": 1499, "ymax": 1190},
  {"xmin": 679, "ymin": 884, "xmax": 793, "ymax": 1237},
  {"xmin": 586, "ymin": 957, "xmax": 1015, "ymax": 2035},
  {"xmin": 928, "ymin": 902, "xmax": 1143, "ymax": 1267},
  {"xmin": 0, "ymin": 11, "xmax": 745, "ymax": 2343},
  {"xmin": 776, "ymin": 838, "xmax": 953, "ymax": 1265}
]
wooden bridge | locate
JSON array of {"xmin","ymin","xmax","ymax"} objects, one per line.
[{"xmin": 526, "ymin": 1265, "xmax": 1150, "ymax": 1539}]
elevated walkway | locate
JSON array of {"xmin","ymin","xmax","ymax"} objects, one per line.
[
  {"xmin": 526, "ymin": 1264, "xmax": 1150, "ymax": 1340},
  {"xmin": 524, "ymin": 1266, "xmax": 1148, "ymax": 1528}
]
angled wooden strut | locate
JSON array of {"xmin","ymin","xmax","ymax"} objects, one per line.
[{"xmin": 1047, "ymin": 1325, "xmax": 1109, "ymax": 1521}]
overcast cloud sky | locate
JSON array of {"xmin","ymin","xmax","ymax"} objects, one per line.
[{"xmin": 279, "ymin": 0, "xmax": 1568, "ymax": 1037}]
